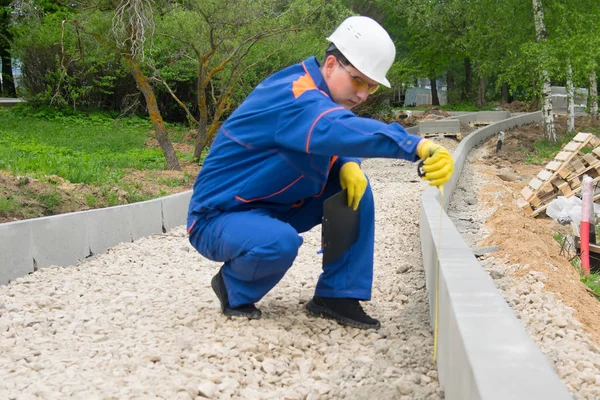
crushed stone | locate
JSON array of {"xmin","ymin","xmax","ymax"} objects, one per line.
[{"xmin": 0, "ymin": 156, "xmax": 445, "ymax": 399}]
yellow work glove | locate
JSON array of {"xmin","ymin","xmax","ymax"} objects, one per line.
[
  {"xmin": 339, "ymin": 162, "xmax": 367, "ymax": 211},
  {"xmin": 416, "ymin": 139, "xmax": 454, "ymax": 187}
]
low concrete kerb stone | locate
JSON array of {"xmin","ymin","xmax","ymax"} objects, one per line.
[
  {"xmin": 0, "ymin": 190, "xmax": 192, "ymax": 285},
  {"xmin": 419, "ymin": 111, "xmax": 573, "ymax": 399}
]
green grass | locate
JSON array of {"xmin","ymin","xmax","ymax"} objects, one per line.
[
  {"xmin": 524, "ymin": 131, "xmax": 578, "ymax": 164},
  {"xmin": 0, "ymin": 197, "xmax": 17, "ymax": 216},
  {"xmin": 158, "ymin": 172, "xmax": 195, "ymax": 187},
  {"xmin": 0, "ymin": 106, "xmax": 191, "ymax": 185},
  {"xmin": 85, "ymin": 194, "xmax": 98, "ymax": 208},
  {"xmin": 581, "ymin": 273, "xmax": 600, "ymax": 298},
  {"xmin": 524, "ymin": 127, "xmax": 600, "ymax": 164},
  {"xmin": 34, "ymin": 190, "xmax": 62, "ymax": 214}
]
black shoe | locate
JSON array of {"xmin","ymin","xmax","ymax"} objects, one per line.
[
  {"xmin": 211, "ymin": 270, "xmax": 262, "ymax": 319},
  {"xmin": 306, "ymin": 296, "xmax": 380, "ymax": 329}
]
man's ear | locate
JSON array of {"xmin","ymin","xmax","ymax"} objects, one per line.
[{"xmin": 322, "ymin": 55, "xmax": 337, "ymax": 78}]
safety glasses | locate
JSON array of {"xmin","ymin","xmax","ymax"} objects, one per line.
[{"xmin": 337, "ymin": 59, "xmax": 379, "ymax": 95}]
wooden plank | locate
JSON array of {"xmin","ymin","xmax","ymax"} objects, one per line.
[
  {"xmin": 537, "ymin": 169, "xmax": 553, "ymax": 181},
  {"xmin": 569, "ymin": 176, "xmax": 581, "ymax": 188},
  {"xmin": 552, "ymin": 177, "xmax": 573, "ymax": 196},
  {"xmin": 540, "ymin": 189, "xmax": 558, "ymax": 200},
  {"xmin": 551, "ymin": 177, "xmax": 568, "ymax": 189},
  {"xmin": 517, "ymin": 197, "xmax": 530, "ymax": 208},
  {"xmin": 555, "ymin": 151, "xmax": 574, "ymax": 161},
  {"xmin": 589, "ymin": 136, "xmax": 600, "ymax": 147},
  {"xmin": 592, "ymin": 147, "xmax": 600, "ymax": 158},
  {"xmin": 521, "ymin": 186, "xmax": 534, "ymax": 202},
  {"xmin": 573, "ymin": 132, "xmax": 592, "ymax": 142},
  {"xmin": 528, "ymin": 178, "xmax": 544, "ymax": 190},
  {"xmin": 560, "ymin": 185, "xmax": 573, "ymax": 196},
  {"xmin": 530, "ymin": 195, "xmax": 543, "ymax": 208},
  {"xmin": 568, "ymin": 158, "xmax": 587, "ymax": 174},
  {"xmin": 546, "ymin": 161, "xmax": 562, "ymax": 171},
  {"xmin": 564, "ymin": 141, "xmax": 582, "ymax": 152},
  {"xmin": 538, "ymin": 181, "xmax": 555, "ymax": 195},
  {"xmin": 582, "ymin": 153, "xmax": 599, "ymax": 167},
  {"xmin": 558, "ymin": 167, "xmax": 571, "ymax": 178}
]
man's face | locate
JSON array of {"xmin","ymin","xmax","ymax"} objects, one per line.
[{"xmin": 321, "ymin": 55, "xmax": 379, "ymax": 110}]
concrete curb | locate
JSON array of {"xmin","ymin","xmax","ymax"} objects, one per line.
[
  {"xmin": 420, "ymin": 111, "xmax": 573, "ymax": 399},
  {"xmin": 0, "ymin": 191, "xmax": 191, "ymax": 285},
  {"xmin": 0, "ymin": 98, "xmax": 26, "ymax": 107}
]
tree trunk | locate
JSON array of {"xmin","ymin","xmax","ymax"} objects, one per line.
[
  {"xmin": 532, "ymin": 0, "xmax": 556, "ymax": 142},
  {"xmin": 194, "ymin": 63, "xmax": 210, "ymax": 160},
  {"xmin": 430, "ymin": 75, "xmax": 439, "ymax": 106},
  {"xmin": 0, "ymin": 8, "xmax": 16, "ymax": 97},
  {"xmin": 447, "ymin": 71, "xmax": 455, "ymax": 92},
  {"xmin": 477, "ymin": 77, "xmax": 486, "ymax": 108},
  {"xmin": 590, "ymin": 70, "xmax": 598, "ymax": 120},
  {"xmin": 464, "ymin": 57, "xmax": 472, "ymax": 101},
  {"xmin": 541, "ymin": 71, "xmax": 556, "ymax": 142},
  {"xmin": 129, "ymin": 57, "xmax": 180, "ymax": 170},
  {"xmin": 193, "ymin": 118, "xmax": 209, "ymax": 160},
  {"xmin": 502, "ymin": 82, "xmax": 510, "ymax": 104},
  {"xmin": 566, "ymin": 63, "xmax": 575, "ymax": 132},
  {"xmin": 447, "ymin": 71, "xmax": 455, "ymax": 104}
]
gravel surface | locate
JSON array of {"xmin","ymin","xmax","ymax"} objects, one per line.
[
  {"xmin": 0, "ymin": 157, "xmax": 443, "ymax": 399},
  {"xmin": 448, "ymin": 147, "xmax": 600, "ymax": 400}
]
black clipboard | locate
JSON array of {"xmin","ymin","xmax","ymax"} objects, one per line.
[{"xmin": 322, "ymin": 189, "xmax": 360, "ymax": 266}]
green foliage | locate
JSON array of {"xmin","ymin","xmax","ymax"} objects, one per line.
[
  {"xmin": 524, "ymin": 131, "xmax": 578, "ymax": 164},
  {"xmin": 6, "ymin": 0, "xmax": 600, "ymax": 117},
  {"xmin": 158, "ymin": 173, "xmax": 194, "ymax": 188},
  {"xmin": 10, "ymin": 11, "xmax": 135, "ymax": 111},
  {"xmin": 0, "ymin": 197, "xmax": 17, "ymax": 217},
  {"xmin": 85, "ymin": 194, "xmax": 98, "ymax": 208},
  {"xmin": 581, "ymin": 273, "xmax": 600, "ymax": 299},
  {"xmin": 34, "ymin": 190, "xmax": 61, "ymax": 214},
  {"xmin": 0, "ymin": 107, "xmax": 179, "ymax": 185}
]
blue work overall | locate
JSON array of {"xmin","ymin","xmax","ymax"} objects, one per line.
[{"xmin": 187, "ymin": 56, "xmax": 421, "ymax": 307}]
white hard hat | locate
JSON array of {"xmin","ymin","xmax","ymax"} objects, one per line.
[{"xmin": 326, "ymin": 16, "xmax": 396, "ymax": 88}]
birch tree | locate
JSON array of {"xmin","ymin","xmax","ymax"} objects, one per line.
[
  {"xmin": 591, "ymin": 71, "xmax": 598, "ymax": 120},
  {"xmin": 566, "ymin": 63, "xmax": 575, "ymax": 132},
  {"xmin": 532, "ymin": 0, "xmax": 556, "ymax": 142}
]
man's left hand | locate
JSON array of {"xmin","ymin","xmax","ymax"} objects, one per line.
[
  {"xmin": 340, "ymin": 162, "xmax": 367, "ymax": 211},
  {"xmin": 417, "ymin": 139, "xmax": 454, "ymax": 187}
]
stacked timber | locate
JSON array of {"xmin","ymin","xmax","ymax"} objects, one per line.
[{"xmin": 517, "ymin": 132, "xmax": 600, "ymax": 217}]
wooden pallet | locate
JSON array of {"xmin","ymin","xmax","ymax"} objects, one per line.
[
  {"xmin": 517, "ymin": 133, "xmax": 600, "ymax": 216},
  {"xmin": 422, "ymin": 132, "xmax": 463, "ymax": 140}
]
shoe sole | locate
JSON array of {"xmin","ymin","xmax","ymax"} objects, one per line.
[
  {"xmin": 211, "ymin": 272, "xmax": 262, "ymax": 320},
  {"xmin": 306, "ymin": 299, "xmax": 380, "ymax": 330}
]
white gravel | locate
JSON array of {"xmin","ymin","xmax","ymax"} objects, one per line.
[
  {"xmin": 448, "ymin": 146, "xmax": 600, "ymax": 400},
  {"xmin": 0, "ymin": 157, "xmax": 443, "ymax": 399}
]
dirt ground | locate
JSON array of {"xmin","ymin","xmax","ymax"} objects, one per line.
[
  {"xmin": 475, "ymin": 115, "xmax": 600, "ymax": 345},
  {"xmin": 0, "ymin": 142, "xmax": 199, "ymax": 224}
]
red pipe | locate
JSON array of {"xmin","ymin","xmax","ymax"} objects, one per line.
[
  {"xmin": 581, "ymin": 221, "xmax": 590, "ymax": 276},
  {"xmin": 581, "ymin": 176, "xmax": 593, "ymax": 276}
]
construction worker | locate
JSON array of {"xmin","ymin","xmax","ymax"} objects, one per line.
[{"xmin": 187, "ymin": 16, "xmax": 453, "ymax": 329}]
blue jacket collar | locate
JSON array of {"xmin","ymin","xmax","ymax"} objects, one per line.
[{"xmin": 304, "ymin": 56, "xmax": 332, "ymax": 98}]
